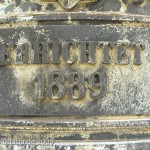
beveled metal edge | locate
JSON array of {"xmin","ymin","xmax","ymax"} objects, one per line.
[
  {"xmin": 0, "ymin": 12, "xmax": 150, "ymax": 24},
  {"xmin": 0, "ymin": 116, "xmax": 150, "ymax": 131},
  {"xmin": 0, "ymin": 116, "xmax": 150, "ymax": 142}
]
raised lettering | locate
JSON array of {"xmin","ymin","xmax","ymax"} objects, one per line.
[
  {"xmin": 51, "ymin": 42, "xmax": 60, "ymax": 64},
  {"xmin": 67, "ymin": 72, "xmax": 85, "ymax": 100},
  {"xmin": 88, "ymin": 68, "xmax": 107, "ymax": 100},
  {"xmin": 116, "ymin": 43, "xmax": 130, "ymax": 65},
  {"xmin": 80, "ymin": 42, "xmax": 96, "ymax": 64},
  {"xmin": 16, "ymin": 43, "xmax": 30, "ymax": 64},
  {"xmin": 62, "ymin": 42, "xmax": 77, "ymax": 64},
  {"xmin": 33, "ymin": 43, "xmax": 49, "ymax": 64},
  {"xmin": 47, "ymin": 71, "xmax": 65, "ymax": 99}
]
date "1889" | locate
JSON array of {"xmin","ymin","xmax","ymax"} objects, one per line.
[{"xmin": 33, "ymin": 68, "xmax": 107, "ymax": 101}]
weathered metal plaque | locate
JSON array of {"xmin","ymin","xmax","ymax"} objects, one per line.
[
  {"xmin": 0, "ymin": 0, "xmax": 149, "ymax": 116},
  {"xmin": 0, "ymin": 1, "xmax": 150, "ymax": 149}
]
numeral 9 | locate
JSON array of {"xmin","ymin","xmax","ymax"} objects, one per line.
[{"xmin": 88, "ymin": 68, "xmax": 107, "ymax": 100}]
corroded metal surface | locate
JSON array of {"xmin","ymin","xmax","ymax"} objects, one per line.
[
  {"xmin": 0, "ymin": 0, "xmax": 149, "ymax": 149},
  {"xmin": 0, "ymin": 1, "xmax": 149, "ymax": 116}
]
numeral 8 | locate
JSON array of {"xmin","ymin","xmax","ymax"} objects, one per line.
[
  {"xmin": 47, "ymin": 72, "xmax": 65, "ymax": 99},
  {"xmin": 67, "ymin": 72, "xmax": 85, "ymax": 100}
]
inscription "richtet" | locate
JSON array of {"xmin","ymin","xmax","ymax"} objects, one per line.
[{"xmin": 0, "ymin": 41, "xmax": 144, "ymax": 66}]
